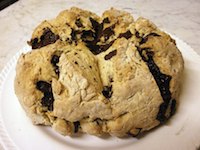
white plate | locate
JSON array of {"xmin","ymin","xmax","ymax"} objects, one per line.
[{"xmin": 0, "ymin": 36, "xmax": 200, "ymax": 150}]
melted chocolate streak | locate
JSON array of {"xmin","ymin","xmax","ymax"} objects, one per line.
[
  {"xmin": 136, "ymin": 36, "xmax": 176, "ymax": 123},
  {"xmin": 80, "ymin": 17, "xmax": 132, "ymax": 55}
]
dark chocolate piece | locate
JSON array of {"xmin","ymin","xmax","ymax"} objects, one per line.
[
  {"xmin": 103, "ymin": 17, "xmax": 110, "ymax": 24},
  {"xmin": 41, "ymin": 92, "xmax": 54, "ymax": 111},
  {"xmin": 29, "ymin": 38, "xmax": 39, "ymax": 49},
  {"xmin": 136, "ymin": 47, "xmax": 175, "ymax": 123},
  {"xmin": 89, "ymin": 17, "xmax": 103, "ymax": 44},
  {"xmin": 51, "ymin": 55, "xmax": 60, "ymax": 76},
  {"xmin": 75, "ymin": 18, "xmax": 83, "ymax": 27},
  {"xmin": 86, "ymin": 43, "xmax": 101, "ymax": 55},
  {"xmin": 118, "ymin": 30, "xmax": 132, "ymax": 39},
  {"xmin": 30, "ymin": 28, "xmax": 59, "ymax": 49},
  {"xmin": 73, "ymin": 121, "xmax": 80, "ymax": 133},
  {"xmin": 36, "ymin": 81, "xmax": 54, "ymax": 111},
  {"xmin": 36, "ymin": 81, "xmax": 52, "ymax": 93},
  {"xmin": 104, "ymin": 50, "xmax": 117, "ymax": 60},
  {"xmin": 170, "ymin": 99, "xmax": 176, "ymax": 116},
  {"xmin": 51, "ymin": 55, "xmax": 59, "ymax": 65},
  {"xmin": 102, "ymin": 86, "xmax": 113, "ymax": 99},
  {"xmin": 156, "ymin": 102, "xmax": 168, "ymax": 123},
  {"xmin": 89, "ymin": 17, "xmax": 103, "ymax": 38}
]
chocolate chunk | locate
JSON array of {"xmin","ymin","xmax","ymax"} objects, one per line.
[
  {"xmin": 118, "ymin": 30, "xmax": 132, "ymax": 39},
  {"xmin": 30, "ymin": 28, "xmax": 59, "ymax": 49},
  {"xmin": 102, "ymin": 86, "xmax": 113, "ymax": 99},
  {"xmin": 73, "ymin": 121, "xmax": 80, "ymax": 133},
  {"xmin": 89, "ymin": 17, "xmax": 103, "ymax": 36},
  {"xmin": 36, "ymin": 81, "xmax": 54, "ymax": 111},
  {"xmin": 86, "ymin": 43, "xmax": 101, "ymax": 55},
  {"xmin": 41, "ymin": 92, "xmax": 54, "ymax": 111},
  {"xmin": 29, "ymin": 38, "xmax": 39, "ymax": 49},
  {"xmin": 104, "ymin": 50, "xmax": 117, "ymax": 60},
  {"xmin": 74, "ymin": 61, "xmax": 78, "ymax": 65},
  {"xmin": 102, "ymin": 24, "xmax": 115, "ymax": 40},
  {"xmin": 51, "ymin": 55, "xmax": 60, "ymax": 76},
  {"xmin": 90, "ymin": 17, "xmax": 99, "ymax": 29},
  {"xmin": 103, "ymin": 17, "xmax": 110, "ymax": 24},
  {"xmin": 170, "ymin": 99, "xmax": 176, "ymax": 116},
  {"xmin": 75, "ymin": 18, "xmax": 83, "ymax": 27},
  {"xmin": 36, "ymin": 81, "xmax": 51, "ymax": 93},
  {"xmin": 51, "ymin": 55, "xmax": 59, "ymax": 65},
  {"xmin": 89, "ymin": 17, "xmax": 104, "ymax": 43},
  {"xmin": 136, "ymin": 46, "xmax": 175, "ymax": 123},
  {"xmin": 40, "ymin": 28, "xmax": 59, "ymax": 45},
  {"xmin": 156, "ymin": 102, "xmax": 168, "ymax": 123}
]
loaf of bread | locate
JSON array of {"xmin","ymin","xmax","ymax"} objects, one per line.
[{"xmin": 14, "ymin": 7, "xmax": 184, "ymax": 137}]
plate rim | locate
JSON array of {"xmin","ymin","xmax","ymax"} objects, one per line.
[{"xmin": 0, "ymin": 45, "xmax": 30, "ymax": 150}]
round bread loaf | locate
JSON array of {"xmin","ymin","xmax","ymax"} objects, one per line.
[{"xmin": 14, "ymin": 7, "xmax": 184, "ymax": 137}]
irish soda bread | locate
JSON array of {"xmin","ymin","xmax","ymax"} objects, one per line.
[{"xmin": 14, "ymin": 7, "xmax": 184, "ymax": 137}]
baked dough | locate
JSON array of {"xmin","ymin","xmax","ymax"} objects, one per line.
[{"xmin": 14, "ymin": 7, "xmax": 184, "ymax": 137}]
